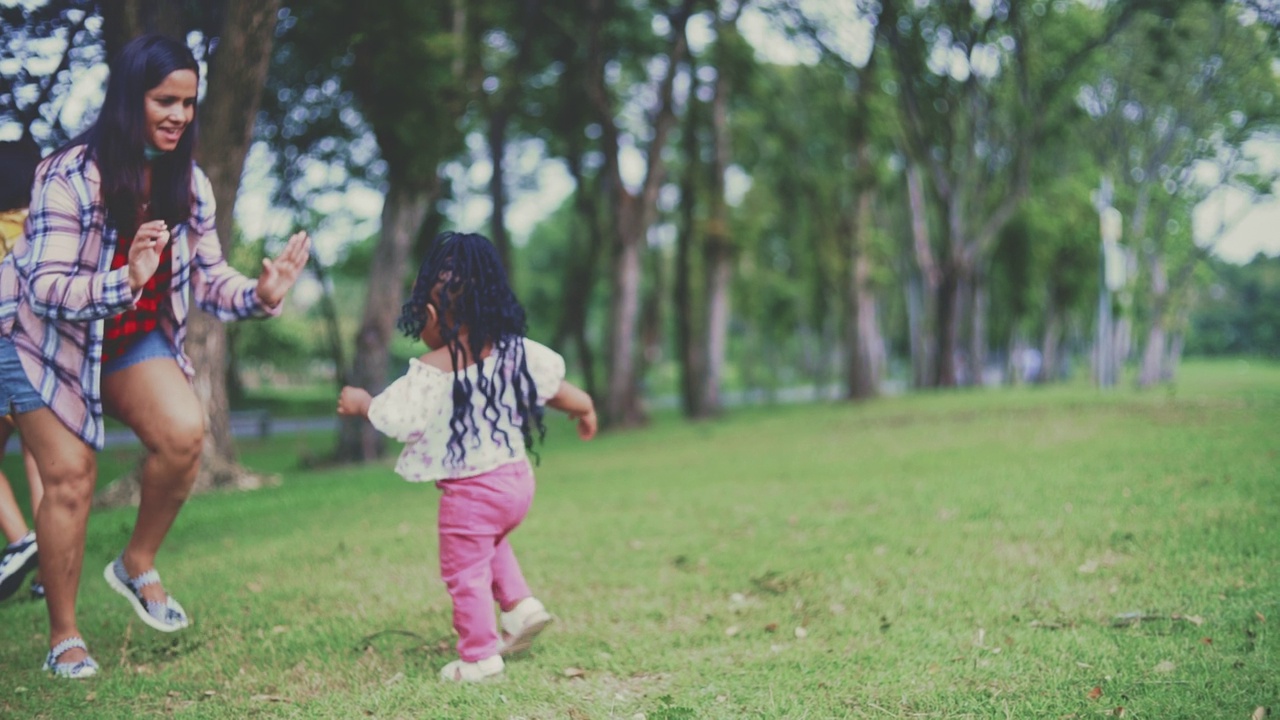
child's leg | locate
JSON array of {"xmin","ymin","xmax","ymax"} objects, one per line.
[
  {"xmin": 490, "ymin": 462, "xmax": 536, "ymax": 611},
  {"xmin": 438, "ymin": 461, "xmax": 538, "ymax": 662},
  {"xmin": 0, "ymin": 421, "xmax": 29, "ymax": 544},
  {"xmin": 438, "ymin": 530, "xmax": 502, "ymax": 662},
  {"xmin": 0, "ymin": 473, "xmax": 30, "ymax": 544},
  {"xmin": 491, "ymin": 535, "xmax": 531, "ymax": 613}
]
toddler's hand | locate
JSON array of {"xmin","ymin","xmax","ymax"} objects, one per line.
[
  {"xmin": 571, "ymin": 409, "xmax": 597, "ymax": 441},
  {"xmin": 337, "ymin": 386, "xmax": 373, "ymax": 417}
]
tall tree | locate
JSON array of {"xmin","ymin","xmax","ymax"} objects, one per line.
[
  {"xmin": 91, "ymin": 0, "xmax": 283, "ymax": 500},
  {"xmin": 878, "ymin": 0, "xmax": 1145, "ymax": 386},
  {"xmin": 586, "ymin": 0, "xmax": 696, "ymax": 427},
  {"xmin": 274, "ymin": 1, "xmax": 474, "ymax": 460}
]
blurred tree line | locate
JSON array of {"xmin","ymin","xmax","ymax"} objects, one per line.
[{"xmin": 2, "ymin": 0, "xmax": 1278, "ymax": 473}]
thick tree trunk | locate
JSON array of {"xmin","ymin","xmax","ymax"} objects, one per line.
[
  {"xmin": 101, "ymin": 0, "xmax": 185, "ymax": 59},
  {"xmin": 1137, "ymin": 253, "xmax": 1168, "ymax": 387},
  {"xmin": 1163, "ymin": 327, "xmax": 1184, "ymax": 383},
  {"xmin": 556, "ymin": 155, "xmax": 604, "ymax": 402},
  {"xmin": 639, "ymin": 247, "xmax": 665, "ymax": 381},
  {"xmin": 846, "ymin": 186, "xmax": 882, "ymax": 399},
  {"xmin": 702, "ymin": 244, "xmax": 732, "ymax": 412},
  {"xmin": 905, "ymin": 271, "xmax": 930, "ymax": 388},
  {"xmin": 589, "ymin": 0, "xmax": 693, "ymax": 428},
  {"xmin": 186, "ymin": 0, "xmax": 281, "ymax": 493},
  {"xmin": 605, "ymin": 197, "xmax": 647, "ymax": 426},
  {"xmin": 934, "ymin": 263, "xmax": 963, "ymax": 387},
  {"xmin": 701, "ymin": 54, "xmax": 734, "ymax": 416},
  {"xmin": 966, "ymin": 273, "xmax": 988, "ymax": 386},
  {"xmin": 336, "ymin": 179, "xmax": 437, "ymax": 461},
  {"xmin": 904, "ymin": 162, "xmax": 939, "ymax": 388},
  {"xmin": 487, "ymin": 111, "xmax": 513, "ymax": 274},
  {"xmin": 674, "ymin": 75, "xmax": 706, "ymax": 419}
]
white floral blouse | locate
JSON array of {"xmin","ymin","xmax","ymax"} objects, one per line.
[{"xmin": 367, "ymin": 337, "xmax": 565, "ymax": 482}]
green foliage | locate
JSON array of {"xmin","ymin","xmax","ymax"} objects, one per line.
[
  {"xmin": 1187, "ymin": 254, "xmax": 1280, "ymax": 358},
  {"xmin": 989, "ymin": 158, "xmax": 1102, "ymax": 346}
]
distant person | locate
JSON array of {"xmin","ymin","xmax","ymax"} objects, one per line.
[
  {"xmin": 337, "ymin": 231, "xmax": 597, "ymax": 682},
  {"xmin": 0, "ymin": 137, "xmax": 47, "ymax": 603},
  {"xmin": 0, "ymin": 34, "xmax": 311, "ymax": 678}
]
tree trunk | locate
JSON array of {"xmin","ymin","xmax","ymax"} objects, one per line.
[
  {"xmin": 846, "ymin": 185, "xmax": 882, "ymax": 399},
  {"xmin": 701, "ymin": 243, "xmax": 732, "ymax": 412},
  {"xmin": 556, "ymin": 154, "xmax": 604, "ymax": 402},
  {"xmin": 674, "ymin": 71, "xmax": 706, "ymax": 419},
  {"xmin": 639, "ymin": 246, "xmax": 665, "ymax": 382},
  {"xmin": 186, "ymin": 0, "xmax": 281, "ymax": 493},
  {"xmin": 905, "ymin": 271, "xmax": 930, "ymax": 389},
  {"xmin": 101, "ymin": 0, "xmax": 185, "ymax": 59},
  {"xmin": 335, "ymin": 178, "xmax": 437, "ymax": 461},
  {"xmin": 1163, "ymin": 322, "xmax": 1184, "ymax": 384},
  {"xmin": 904, "ymin": 162, "xmax": 939, "ymax": 388},
  {"xmin": 701, "ymin": 49, "xmax": 734, "ymax": 416},
  {"xmin": 589, "ymin": 0, "xmax": 693, "ymax": 428},
  {"xmin": 487, "ymin": 111, "xmax": 513, "ymax": 275},
  {"xmin": 966, "ymin": 272, "xmax": 988, "ymax": 386},
  {"xmin": 1040, "ymin": 301, "xmax": 1062, "ymax": 384},
  {"xmin": 1137, "ymin": 252, "xmax": 1168, "ymax": 387},
  {"xmin": 605, "ymin": 197, "xmax": 647, "ymax": 425},
  {"xmin": 934, "ymin": 263, "xmax": 962, "ymax": 387}
]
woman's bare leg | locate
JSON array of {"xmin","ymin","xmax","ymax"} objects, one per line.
[
  {"xmin": 14, "ymin": 408, "xmax": 98, "ymax": 663},
  {"xmin": 24, "ymin": 443, "xmax": 44, "ymax": 516},
  {"xmin": 24, "ymin": 442, "xmax": 45, "ymax": 586},
  {"xmin": 101, "ymin": 357, "xmax": 203, "ymax": 606}
]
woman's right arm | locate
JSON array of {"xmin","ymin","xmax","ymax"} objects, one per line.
[{"xmin": 23, "ymin": 170, "xmax": 138, "ymax": 322}]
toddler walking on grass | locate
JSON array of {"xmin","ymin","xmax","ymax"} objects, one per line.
[{"xmin": 337, "ymin": 231, "xmax": 596, "ymax": 682}]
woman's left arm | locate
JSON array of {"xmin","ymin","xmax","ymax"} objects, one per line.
[{"xmin": 187, "ymin": 168, "xmax": 309, "ymax": 319}]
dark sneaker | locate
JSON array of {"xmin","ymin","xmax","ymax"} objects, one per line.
[
  {"xmin": 0, "ymin": 532, "xmax": 38, "ymax": 602},
  {"xmin": 29, "ymin": 579, "xmax": 44, "ymax": 600}
]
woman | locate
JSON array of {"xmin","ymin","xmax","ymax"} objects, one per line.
[{"xmin": 0, "ymin": 34, "xmax": 310, "ymax": 678}]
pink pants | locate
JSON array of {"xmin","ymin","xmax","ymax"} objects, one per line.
[{"xmin": 437, "ymin": 459, "xmax": 535, "ymax": 661}]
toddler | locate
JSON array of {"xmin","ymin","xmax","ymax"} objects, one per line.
[{"xmin": 338, "ymin": 231, "xmax": 596, "ymax": 682}]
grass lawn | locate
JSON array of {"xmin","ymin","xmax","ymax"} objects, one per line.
[{"xmin": 0, "ymin": 360, "xmax": 1276, "ymax": 719}]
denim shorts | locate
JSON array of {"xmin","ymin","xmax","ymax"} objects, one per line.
[
  {"xmin": 102, "ymin": 330, "xmax": 180, "ymax": 376},
  {"xmin": 0, "ymin": 336, "xmax": 47, "ymax": 416}
]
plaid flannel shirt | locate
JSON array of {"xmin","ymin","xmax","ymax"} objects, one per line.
[{"xmin": 0, "ymin": 145, "xmax": 280, "ymax": 450}]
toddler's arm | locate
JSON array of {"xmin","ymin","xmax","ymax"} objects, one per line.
[
  {"xmin": 547, "ymin": 380, "xmax": 596, "ymax": 440},
  {"xmin": 337, "ymin": 386, "xmax": 373, "ymax": 418}
]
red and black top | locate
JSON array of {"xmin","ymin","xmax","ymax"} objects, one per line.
[{"xmin": 102, "ymin": 211, "xmax": 173, "ymax": 362}]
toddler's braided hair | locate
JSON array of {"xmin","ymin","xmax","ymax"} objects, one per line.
[{"xmin": 397, "ymin": 232, "xmax": 545, "ymax": 466}]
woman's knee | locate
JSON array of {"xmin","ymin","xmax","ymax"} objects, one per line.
[
  {"xmin": 149, "ymin": 415, "xmax": 205, "ymax": 465},
  {"xmin": 40, "ymin": 454, "xmax": 96, "ymax": 510}
]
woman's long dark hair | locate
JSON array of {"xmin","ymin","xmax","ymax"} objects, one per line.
[
  {"xmin": 54, "ymin": 34, "xmax": 199, "ymax": 233},
  {"xmin": 397, "ymin": 232, "xmax": 546, "ymax": 467}
]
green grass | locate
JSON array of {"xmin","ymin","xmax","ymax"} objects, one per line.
[{"xmin": 1, "ymin": 360, "xmax": 1276, "ymax": 719}]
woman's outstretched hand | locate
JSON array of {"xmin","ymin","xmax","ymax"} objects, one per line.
[
  {"xmin": 337, "ymin": 386, "xmax": 373, "ymax": 418},
  {"xmin": 127, "ymin": 220, "xmax": 171, "ymax": 291},
  {"xmin": 256, "ymin": 231, "xmax": 311, "ymax": 307}
]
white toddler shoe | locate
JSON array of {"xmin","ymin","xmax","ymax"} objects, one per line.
[
  {"xmin": 498, "ymin": 597, "xmax": 553, "ymax": 655},
  {"xmin": 440, "ymin": 654, "xmax": 504, "ymax": 682}
]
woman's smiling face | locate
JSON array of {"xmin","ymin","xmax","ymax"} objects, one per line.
[{"xmin": 144, "ymin": 69, "xmax": 197, "ymax": 152}]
